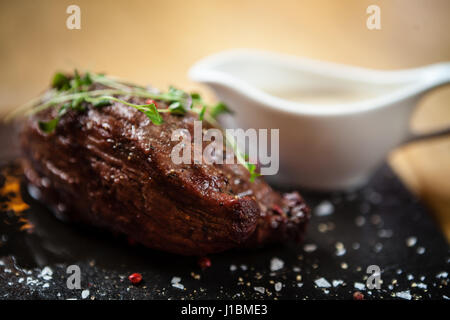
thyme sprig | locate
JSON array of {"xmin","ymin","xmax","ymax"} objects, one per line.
[{"xmin": 11, "ymin": 71, "xmax": 259, "ymax": 181}]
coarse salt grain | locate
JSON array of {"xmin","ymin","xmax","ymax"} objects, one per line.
[
  {"xmin": 355, "ymin": 216, "xmax": 365, "ymax": 227},
  {"xmin": 332, "ymin": 280, "xmax": 344, "ymax": 287},
  {"xmin": 81, "ymin": 289, "xmax": 89, "ymax": 299},
  {"xmin": 270, "ymin": 257, "xmax": 284, "ymax": 271},
  {"xmin": 315, "ymin": 277, "xmax": 331, "ymax": 288},
  {"xmin": 274, "ymin": 282, "xmax": 282, "ymax": 292},
  {"xmin": 314, "ymin": 201, "xmax": 334, "ymax": 216},
  {"xmin": 303, "ymin": 244, "xmax": 317, "ymax": 253},
  {"xmin": 254, "ymin": 286, "xmax": 265, "ymax": 294},
  {"xmin": 354, "ymin": 282, "xmax": 365, "ymax": 290},
  {"xmin": 172, "ymin": 283, "xmax": 184, "ymax": 290},
  {"xmin": 416, "ymin": 247, "xmax": 426, "ymax": 255},
  {"xmin": 171, "ymin": 276, "xmax": 181, "ymax": 284},
  {"xmin": 406, "ymin": 236, "xmax": 417, "ymax": 247},
  {"xmin": 396, "ymin": 290, "xmax": 412, "ymax": 300}
]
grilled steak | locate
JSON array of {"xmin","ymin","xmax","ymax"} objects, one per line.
[{"xmin": 20, "ymin": 81, "xmax": 309, "ymax": 256}]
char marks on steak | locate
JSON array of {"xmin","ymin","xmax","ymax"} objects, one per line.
[{"xmin": 20, "ymin": 85, "xmax": 309, "ymax": 255}]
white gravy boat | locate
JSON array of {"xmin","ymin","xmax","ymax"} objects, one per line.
[{"xmin": 189, "ymin": 49, "xmax": 450, "ymax": 190}]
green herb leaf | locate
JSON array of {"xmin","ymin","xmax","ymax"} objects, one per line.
[
  {"xmin": 38, "ymin": 118, "xmax": 59, "ymax": 133},
  {"xmin": 168, "ymin": 102, "xmax": 186, "ymax": 115},
  {"xmin": 168, "ymin": 86, "xmax": 192, "ymax": 109},
  {"xmin": 52, "ymin": 72, "xmax": 71, "ymax": 91},
  {"xmin": 100, "ymin": 96, "xmax": 163, "ymax": 125},
  {"xmin": 190, "ymin": 92, "xmax": 201, "ymax": 100},
  {"xmin": 70, "ymin": 70, "xmax": 83, "ymax": 91},
  {"xmin": 92, "ymin": 99, "xmax": 112, "ymax": 108},
  {"xmin": 82, "ymin": 72, "xmax": 93, "ymax": 86},
  {"xmin": 58, "ymin": 103, "xmax": 71, "ymax": 116},
  {"xmin": 198, "ymin": 105, "xmax": 206, "ymax": 120},
  {"xmin": 247, "ymin": 163, "xmax": 261, "ymax": 182},
  {"xmin": 71, "ymin": 96, "xmax": 86, "ymax": 110},
  {"xmin": 136, "ymin": 103, "xmax": 163, "ymax": 125},
  {"xmin": 168, "ymin": 86, "xmax": 185, "ymax": 98},
  {"xmin": 210, "ymin": 102, "xmax": 232, "ymax": 118}
]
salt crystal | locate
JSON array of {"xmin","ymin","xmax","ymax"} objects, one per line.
[
  {"xmin": 274, "ymin": 282, "xmax": 282, "ymax": 292},
  {"xmin": 332, "ymin": 280, "xmax": 344, "ymax": 287},
  {"xmin": 172, "ymin": 283, "xmax": 184, "ymax": 290},
  {"xmin": 416, "ymin": 247, "xmax": 425, "ymax": 255},
  {"xmin": 315, "ymin": 277, "xmax": 331, "ymax": 288},
  {"xmin": 81, "ymin": 289, "xmax": 89, "ymax": 299},
  {"xmin": 314, "ymin": 201, "xmax": 334, "ymax": 217},
  {"xmin": 270, "ymin": 257, "xmax": 284, "ymax": 271},
  {"xmin": 395, "ymin": 290, "xmax": 412, "ymax": 300},
  {"xmin": 229, "ymin": 265, "xmax": 237, "ymax": 272},
  {"xmin": 354, "ymin": 282, "xmax": 365, "ymax": 290},
  {"xmin": 335, "ymin": 242, "xmax": 346, "ymax": 256},
  {"xmin": 355, "ymin": 216, "xmax": 365, "ymax": 227},
  {"xmin": 406, "ymin": 236, "xmax": 417, "ymax": 247},
  {"xmin": 373, "ymin": 243, "xmax": 383, "ymax": 253},
  {"xmin": 26, "ymin": 277, "xmax": 38, "ymax": 285},
  {"xmin": 39, "ymin": 266, "xmax": 53, "ymax": 278},
  {"xmin": 416, "ymin": 283, "xmax": 427, "ymax": 289},
  {"xmin": 378, "ymin": 229, "xmax": 393, "ymax": 238},
  {"xmin": 318, "ymin": 223, "xmax": 328, "ymax": 233},
  {"xmin": 436, "ymin": 271, "xmax": 448, "ymax": 279},
  {"xmin": 303, "ymin": 244, "xmax": 317, "ymax": 253},
  {"xmin": 254, "ymin": 286, "xmax": 265, "ymax": 294},
  {"xmin": 171, "ymin": 276, "xmax": 181, "ymax": 284}
]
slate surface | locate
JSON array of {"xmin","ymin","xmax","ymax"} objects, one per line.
[{"xmin": 0, "ymin": 161, "xmax": 448, "ymax": 300}]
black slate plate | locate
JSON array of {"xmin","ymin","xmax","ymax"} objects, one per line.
[{"xmin": 0, "ymin": 124, "xmax": 448, "ymax": 300}]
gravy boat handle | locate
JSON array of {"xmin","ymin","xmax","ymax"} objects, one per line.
[
  {"xmin": 403, "ymin": 127, "xmax": 450, "ymax": 144},
  {"xmin": 402, "ymin": 62, "xmax": 450, "ymax": 144}
]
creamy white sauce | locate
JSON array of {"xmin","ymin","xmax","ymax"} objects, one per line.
[{"xmin": 265, "ymin": 88, "xmax": 381, "ymax": 105}]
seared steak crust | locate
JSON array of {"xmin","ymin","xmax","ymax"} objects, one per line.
[{"xmin": 20, "ymin": 93, "xmax": 309, "ymax": 255}]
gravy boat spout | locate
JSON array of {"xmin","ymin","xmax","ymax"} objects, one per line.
[{"xmin": 189, "ymin": 49, "xmax": 450, "ymax": 190}]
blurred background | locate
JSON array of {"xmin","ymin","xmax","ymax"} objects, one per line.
[{"xmin": 0, "ymin": 0, "xmax": 449, "ymax": 238}]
